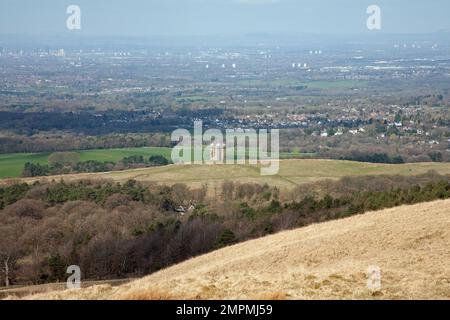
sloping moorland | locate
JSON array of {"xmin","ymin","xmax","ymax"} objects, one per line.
[{"xmin": 20, "ymin": 199, "xmax": 450, "ymax": 300}]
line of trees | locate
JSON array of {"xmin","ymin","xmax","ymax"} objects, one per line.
[
  {"xmin": 339, "ymin": 152, "xmax": 404, "ymax": 164},
  {"xmin": 0, "ymin": 132, "xmax": 171, "ymax": 154},
  {"xmin": 22, "ymin": 153, "xmax": 170, "ymax": 177}
]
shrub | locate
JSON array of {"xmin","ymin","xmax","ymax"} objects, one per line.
[
  {"xmin": 22, "ymin": 162, "xmax": 50, "ymax": 177},
  {"xmin": 149, "ymin": 155, "xmax": 169, "ymax": 166},
  {"xmin": 3, "ymin": 199, "xmax": 46, "ymax": 219},
  {"xmin": 104, "ymin": 194, "xmax": 133, "ymax": 210},
  {"xmin": 215, "ymin": 229, "xmax": 236, "ymax": 248}
]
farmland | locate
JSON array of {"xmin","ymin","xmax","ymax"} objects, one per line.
[
  {"xmin": 0, "ymin": 147, "xmax": 172, "ymax": 179},
  {"xmin": 0, "ymin": 147, "xmax": 318, "ymax": 179}
]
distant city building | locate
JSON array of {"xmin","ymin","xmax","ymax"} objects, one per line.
[{"xmin": 54, "ymin": 49, "xmax": 66, "ymax": 57}]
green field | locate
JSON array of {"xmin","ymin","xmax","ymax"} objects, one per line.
[
  {"xmin": 0, "ymin": 153, "xmax": 50, "ymax": 179},
  {"xmin": 0, "ymin": 147, "xmax": 172, "ymax": 179},
  {"xmin": 0, "ymin": 146, "xmax": 318, "ymax": 179}
]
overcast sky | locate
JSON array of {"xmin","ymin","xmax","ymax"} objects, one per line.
[{"xmin": 0, "ymin": 0, "xmax": 449, "ymax": 36}]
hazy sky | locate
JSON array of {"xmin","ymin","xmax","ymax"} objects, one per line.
[{"xmin": 0, "ymin": 0, "xmax": 449, "ymax": 36}]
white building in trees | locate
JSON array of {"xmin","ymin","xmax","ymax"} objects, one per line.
[{"xmin": 209, "ymin": 143, "xmax": 225, "ymax": 162}]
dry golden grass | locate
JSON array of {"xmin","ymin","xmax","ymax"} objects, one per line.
[
  {"xmin": 121, "ymin": 290, "xmax": 184, "ymax": 300},
  {"xmin": 23, "ymin": 199, "xmax": 450, "ymax": 300},
  {"xmin": 0, "ymin": 279, "xmax": 134, "ymax": 300}
]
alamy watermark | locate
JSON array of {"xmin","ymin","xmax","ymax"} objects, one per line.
[
  {"xmin": 66, "ymin": 5, "xmax": 81, "ymax": 30},
  {"xmin": 367, "ymin": 265, "xmax": 382, "ymax": 292},
  {"xmin": 171, "ymin": 121, "xmax": 280, "ymax": 176},
  {"xmin": 66, "ymin": 5, "xmax": 380, "ymax": 32},
  {"xmin": 66, "ymin": 265, "xmax": 81, "ymax": 289},
  {"xmin": 367, "ymin": 5, "xmax": 381, "ymax": 30}
]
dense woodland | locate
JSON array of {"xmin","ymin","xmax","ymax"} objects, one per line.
[
  {"xmin": 0, "ymin": 111, "xmax": 192, "ymax": 135},
  {"xmin": 1, "ymin": 172, "xmax": 449, "ymax": 287},
  {"xmin": 0, "ymin": 132, "xmax": 172, "ymax": 154}
]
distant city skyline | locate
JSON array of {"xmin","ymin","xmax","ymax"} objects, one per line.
[{"xmin": 1, "ymin": 0, "xmax": 450, "ymax": 37}]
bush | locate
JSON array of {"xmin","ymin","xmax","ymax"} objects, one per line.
[
  {"xmin": 0, "ymin": 183, "xmax": 31, "ymax": 209},
  {"xmin": 47, "ymin": 254, "xmax": 68, "ymax": 282},
  {"xmin": 239, "ymin": 202, "xmax": 256, "ymax": 219},
  {"xmin": 104, "ymin": 193, "xmax": 133, "ymax": 209},
  {"xmin": 215, "ymin": 229, "xmax": 236, "ymax": 248},
  {"xmin": 122, "ymin": 155, "xmax": 145, "ymax": 166},
  {"xmin": 340, "ymin": 152, "xmax": 404, "ymax": 164},
  {"xmin": 266, "ymin": 200, "xmax": 282, "ymax": 214},
  {"xmin": 149, "ymin": 155, "xmax": 169, "ymax": 166},
  {"xmin": 4, "ymin": 199, "xmax": 46, "ymax": 219},
  {"xmin": 22, "ymin": 162, "xmax": 50, "ymax": 177}
]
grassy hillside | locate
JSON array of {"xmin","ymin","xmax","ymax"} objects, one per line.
[
  {"xmin": 21, "ymin": 199, "xmax": 450, "ymax": 300},
  {"xmin": 0, "ymin": 147, "xmax": 172, "ymax": 179},
  {"xmin": 7, "ymin": 159, "xmax": 450, "ymax": 193}
]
